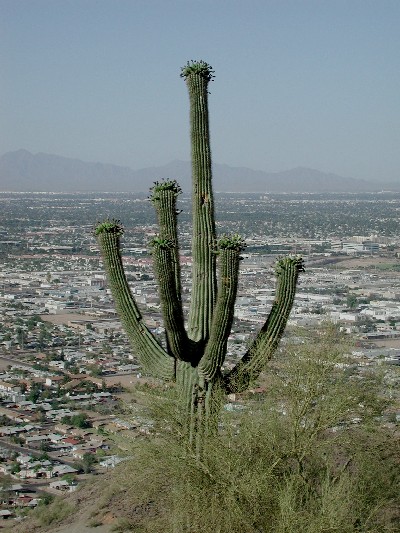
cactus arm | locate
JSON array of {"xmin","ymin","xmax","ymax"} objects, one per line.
[
  {"xmin": 151, "ymin": 238, "xmax": 190, "ymax": 361},
  {"xmin": 95, "ymin": 221, "xmax": 174, "ymax": 380},
  {"xmin": 224, "ymin": 256, "xmax": 304, "ymax": 393},
  {"xmin": 150, "ymin": 180, "xmax": 183, "ymax": 301},
  {"xmin": 198, "ymin": 236, "xmax": 245, "ymax": 381},
  {"xmin": 181, "ymin": 61, "xmax": 217, "ymax": 344},
  {"xmin": 150, "ymin": 181, "xmax": 191, "ymax": 361}
]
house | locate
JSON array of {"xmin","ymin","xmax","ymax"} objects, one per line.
[
  {"xmin": 25, "ymin": 434, "xmax": 51, "ymax": 446},
  {"xmin": 0, "ymin": 406, "xmax": 26, "ymax": 422},
  {"xmin": 0, "ymin": 381, "xmax": 21, "ymax": 394},
  {"xmin": 62, "ymin": 437, "xmax": 80, "ymax": 446},
  {"xmin": 51, "ymin": 464, "xmax": 78, "ymax": 477},
  {"xmin": 48, "ymin": 433, "xmax": 64, "ymax": 444},
  {"xmin": 45, "ymin": 376, "xmax": 64, "ymax": 387},
  {"xmin": 0, "ymin": 426, "xmax": 27, "ymax": 437},
  {"xmin": 19, "ymin": 467, "xmax": 49, "ymax": 479},
  {"xmin": 54, "ymin": 423, "xmax": 72, "ymax": 434},
  {"xmin": 49, "ymin": 479, "xmax": 77, "ymax": 492},
  {"xmin": 0, "ymin": 509, "xmax": 15, "ymax": 520},
  {"xmin": 0, "ymin": 381, "xmax": 23, "ymax": 402},
  {"xmin": 0, "ymin": 483, "xmax": 25, "ymax": 505},
  {"xmin": 71, "ymin": 447, "xmax": 91, "ymax": 460},
  {"xmin": 16, "ymin": 454, "xmax": 31, "ymax": 466},
  {"xmin": 91, "ymin": 420, "xmax": 106, "ymax": 430},
  {"xmin": 15, "ymin": 494, "xmax": 39, "ymax": 507},
  {"xmin": 99, "ymin": 455, "xmax": 126, "ymax": 468},
  {"xmin": 45, "ymin": 408, "xmax": 74, "ymax": 420}
]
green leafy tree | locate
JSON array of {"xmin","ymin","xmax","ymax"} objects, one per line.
[
  {"xmin": 346, "ymin": 293, "xmax": 358, "ymax": 309},
  {"xmin": 87, "ymin": 364, "xmax": 102, "ymax": 377},
  {"xmin": 61, "ymin": 473, "xmax": 76, "ymax": 485},
  {"xmin": 79, "ymin": 453, "xmax": 97, "ymax": 474},
  {"xmin": 28, "ymin": 383, "xmax": 42, "ymax": 403},
  {"xmin": 0, "ymin": 474, "xmax": 13, "ymax": 501},
  {"xmin": 16, "ymin": 327, "xmax": 25, "ymax": 348},
  {"xmin": 0, "ymin": 415, "xmax": 12, "ymax": 426},
  {"xmin": 10, "ymin": 462, "xmax": 20, "ymax": 474},
  {"xmin": 61, "ymin": 412, "xmax": 91, "ymax": 429},
  {"xmin": 95, "ymin": 61, "xmax": 303, "ymax": 452}
]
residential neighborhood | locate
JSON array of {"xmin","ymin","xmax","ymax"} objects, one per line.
[{"xmin": 0, "ymin": 190, "xmax": 400, "ymax": 523}]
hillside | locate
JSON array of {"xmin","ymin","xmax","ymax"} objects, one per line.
[
  {"xmin": 4, "ymin": 339, "xmax": 399, "ymax": 533},
  {"xmin": 0, "ymin": 149, "xmax": 389, "ymax": 193}
]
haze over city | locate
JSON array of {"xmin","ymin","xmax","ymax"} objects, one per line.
[{"xmin": 1, "ymin": 0, "xmax": 399, "ymax": 185}]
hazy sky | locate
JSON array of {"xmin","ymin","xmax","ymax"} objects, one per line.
[{"xmin": 1, "ymin": 0, "xmax": 399, "ymax": 182}]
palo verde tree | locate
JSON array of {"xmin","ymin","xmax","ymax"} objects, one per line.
[{"xmin": 95, "ymin": 61, "xmax": 304, "ymax": 450}]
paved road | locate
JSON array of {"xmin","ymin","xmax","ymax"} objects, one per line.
[
  {"xmin": 0, "ymin": 355, "xmax": 34, "ymax": 370},
  {"xmin": 53, "ymin": 523, "xmax": 113, "ymax": 533},
  {"xmin": 0, "ymin": 439, "xmax": 81, "ymax": 469}
]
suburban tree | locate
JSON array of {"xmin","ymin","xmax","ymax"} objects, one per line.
[{"xmin": 95, "ymin": 61, "xmax": 304, "ymax": 452}]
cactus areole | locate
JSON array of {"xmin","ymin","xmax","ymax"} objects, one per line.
[{"xmin": 96, "ymin": 61, "xmax": 304, "ymax": 447}]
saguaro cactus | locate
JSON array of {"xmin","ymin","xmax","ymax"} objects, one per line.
[{"xmin": 95, "ymin": 61, "xmax": 304, "ymax": 445}]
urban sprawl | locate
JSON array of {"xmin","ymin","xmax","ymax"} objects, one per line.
[{"xmin": 0, "ymin": 191, "xmax": 399, "ymax": 520}]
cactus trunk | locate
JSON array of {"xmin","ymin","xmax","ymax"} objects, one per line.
[{"xmin": 183, "ymin": 62, "xmax": 217, "ymax": 345}]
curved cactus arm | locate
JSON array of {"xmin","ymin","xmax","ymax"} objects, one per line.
[
  {"xmin": 198, "ymin": 236, "xmax": 245, "ymax": 381},
  {"xmin": 151, "ymin": 238, "xmax": 190, "ymax": 362},
  {"xmin": 95, "ymin": 221, "xmax": 174, "ymax": 380},
  {"xmin": 181, "ymin": 61, "xmax": 217, "ymax": 344},
  {"xmin": 150, "ymin": 180, "xmax": 183, "ymax": 301},
  {"xmin": 224, "ymin": 256, "xmax": 304, "ymax": 393}
]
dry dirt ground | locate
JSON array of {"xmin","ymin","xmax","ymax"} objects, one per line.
[
  {"xmin": 2, "ymin": 475, "xmax": 114, "ymax": 533},
  {"xmin": 4, "ymin": 460, "xmax": 162, "ymax": 533},
  {"xmin": 52, "ymin": 520, "xmax": 113, "ymax": 533},
  {"xmin": 373, "ymin": 338, "xmax": 400, "ymax": 349},
  {"xmin": 40, "ymin": 313, "xmax": 95, "ymax": 325},
  {"xmin": 331, "ymin": 255, "xmax": 400, "ymax": 271}
]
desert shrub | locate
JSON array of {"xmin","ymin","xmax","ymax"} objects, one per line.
[
  {"xmin": 107, "ymin": 326, "xmax": 399, "ymax": 532},
  {"xmin": 33, "ymin": 497, "xmax": 74, "ymax": 526}
]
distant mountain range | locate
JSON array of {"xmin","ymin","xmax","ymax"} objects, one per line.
[{"xmin": 0, "ymin": 149, "xmax": 397, "ymax": 193}]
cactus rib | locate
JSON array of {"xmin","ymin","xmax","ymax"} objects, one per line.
[
  {"xmin": 151, "ymin": 239, "xmax": 190, "ymax": 361},
  {"xmin": 183, "ymin": 61, "xmax": 217, "ymax": 344},
  {"xmin": 96, "ymin": 224, "xmax": 174, "ymax": 379},
  {"xmin": 198, "ymin": 236, "xmax": 245, "ymax": 380}
]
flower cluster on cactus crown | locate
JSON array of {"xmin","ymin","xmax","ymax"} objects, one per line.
[
  {"xmin": 94, "ymin": 219, "xmax": 124, "ymax": 236},
  {"xmin": 150, "ymin": 236, "xmax": 175, "ymax": 250},
  {"xmin": 218, "ymin": 234, "xmax": 246, "ymax": 252},
  {"xmin": 150, "ymin": 179, "xmax": 182, "ymax": 200},
  {"xmin": 180, "ymin": 60, "xmax": 215, "ymax": 82},
  {"xmin": 275, "ymin": 255, "xmax": 305, "ymax": 275}
]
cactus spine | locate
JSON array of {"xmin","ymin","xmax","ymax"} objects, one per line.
[{"xmin": 96, "ymin": 61, "xmax": 304, "ymax": 443}]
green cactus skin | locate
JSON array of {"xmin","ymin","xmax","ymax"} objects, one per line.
[
  {"xmin": 181, "ymin": 60, "xmax": 217, "ymax": 345},
  {"xmin": 224, "ymin": 256, "xmax": 305, "ymax": 393},
  {"xmin": 198, "ymin": 236, "xmax": 245, "ymax": 381},
  {"xmin": 150, "ymin": 180, "xmax": 182, "ymax": 301},
  {"xmin": 151, "ymin": 238, "xmax": 189, "ymax": 361},
  {"xmin": 95, "ymin": 62, "xmax": 303, "ymax": 448},
  {"xmin": 96, "ymin": 222, "xmax": 174, "ymax": 379}
]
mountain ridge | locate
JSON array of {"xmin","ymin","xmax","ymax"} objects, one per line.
[{"xmin": 0, "ymin": 149, "xmax": 396, "ymax": 193}]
